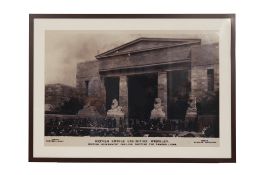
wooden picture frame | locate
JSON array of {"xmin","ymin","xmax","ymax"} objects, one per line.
[{"xmin": 29, "ymin": 14, "xmax": 236, "ymax": 163}]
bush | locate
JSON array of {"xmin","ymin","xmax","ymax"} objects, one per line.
[
  {"xmin": 197, "ymin": 91, "xmax": 219, "ymax": 115},
  {"xmin": 55, "ymin": 97, "xmax": 84, "ymax": 115}
]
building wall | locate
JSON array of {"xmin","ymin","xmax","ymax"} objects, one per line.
[
  {"xmin": 76, "ymin": 60, "xmax": 100, "ymax": 97},
  {"xmin": 76, "ymin": 60, "xmax": 106, "ymax": 115},
  {"xmin": 191, "ymin": 43, "xmax": 219, "ymax": 100}
]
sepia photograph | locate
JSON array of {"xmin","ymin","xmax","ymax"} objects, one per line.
[
  {"xmin": 45, "ymin": 31, "xmax": 219, "ymax": 138},
  {"xmin": 29, "ymin": 14, "xmax": 235, "ymax": 162}
]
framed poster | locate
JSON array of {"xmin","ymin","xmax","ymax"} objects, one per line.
[{"xmin": 29, "ymin": 14, "xmax": 236, "ymax": 162}]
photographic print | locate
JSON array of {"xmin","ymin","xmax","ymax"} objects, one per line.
[{"xmin": 29, "ymin": 14, "xmax": 235, "ymax": 162}]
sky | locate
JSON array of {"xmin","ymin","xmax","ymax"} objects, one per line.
[{"xmin": 45, "ymin": 30, "xmax": 218, "ymax": 86}]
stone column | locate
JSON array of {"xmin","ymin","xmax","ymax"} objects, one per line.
[
  {"xmin": 100, "ymin": 76, "xmax": 107, "ymax": 115},
  {"xmin": 158, "ymin": 72, "xmax": 168, "ymax": 115},
  {"xmin": 119, "ymin": 75, "xmax": 128, "ymax": 117}
]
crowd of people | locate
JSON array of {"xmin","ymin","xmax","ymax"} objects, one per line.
[
  {"xmin": 45, "ymin": 117, "xmax": 203, "ymax": 137},
  {"xmin": 45, "ymin": 126, "xmax": 132, "ymax": 137},
  {"xmin": 46, "ymin": 117, "xmax": 118, "ymax": 128},
  {"xmin": 129, "ymin": 119, "xmax": 196, "ymax": 131},
  {"xmin": 45, "ymin": 117, "xmax": 121, "ymax": 136}
]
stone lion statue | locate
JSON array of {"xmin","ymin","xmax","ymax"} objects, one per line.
[
  {"xmin": 150, "ymin": 98, "xmax": 166, "ymax": 119},
  {"xmin": 107, "ymin": 99, "xmax": 124, "ymax": 117}
]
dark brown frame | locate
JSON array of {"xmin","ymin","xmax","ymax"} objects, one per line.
[{"xmin": 29, "ymin": 14, "xmax": 236, "ymax": 163}]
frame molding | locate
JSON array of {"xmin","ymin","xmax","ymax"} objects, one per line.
[{"xmin": 29, "ymin": 14, "xmax": 236, "ymax": 163}]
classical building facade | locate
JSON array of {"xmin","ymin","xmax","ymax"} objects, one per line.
[{"xmin": 76, "ymin": 38, "xmax": 219, "ymax": 121}]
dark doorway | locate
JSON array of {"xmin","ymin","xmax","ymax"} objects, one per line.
[
  {"xmin": 167, "ymin": 70, "xmax": 190, "ymax": 120},
  {"xmin": 128, "ymin": 73, "xmax": 158, "ymax": 120},
  {"xmin": 105, "ymin": 77, "xmax": 119, "ymax": 111}
]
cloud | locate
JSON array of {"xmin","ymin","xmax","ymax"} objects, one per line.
[{"xmin": 45, "ymin": 30, "xmax": 218, "ymax": 86}]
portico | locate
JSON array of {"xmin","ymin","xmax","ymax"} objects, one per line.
[{"xmin": 95, "ymin": 38, "xmax": 200, "ymax": 120}]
